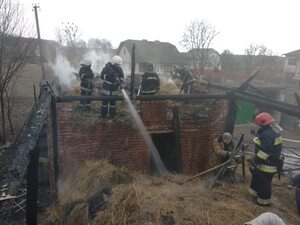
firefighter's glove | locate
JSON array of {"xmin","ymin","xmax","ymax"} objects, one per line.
[
  {"xmin": 253, "ymin": 156, "xmax": 264, "ymax": 165},
  {"xmin": 233, "ymin": 155, "xmax": 242, "ymax": 164},
  {"xmin": 250, "ymin": 129, "xmax": 256, "ymax": 135},
  {"xmin": 118, "ymin": 78, "xmax": 125, "ymax": 89},
  {"xmin": 249, "ymin": 158, "xmax": 258, "ymax": 171},
  {"xmin": 249, "ymin": 161, "xmax": 256, "ymax": 172}
]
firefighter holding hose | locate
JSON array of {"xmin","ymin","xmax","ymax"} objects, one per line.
[{"xmin": 100, "ymin": 55, "xmax": 124, "ymax": 118}]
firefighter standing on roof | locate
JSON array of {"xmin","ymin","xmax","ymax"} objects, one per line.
[
  {"xmin": 100, "ymin": 55, "xmax": 124, "ymax": 118},
  {"xmin": 79, "ymin": 59, "xmax": 94, "ymax": 109},
  {"xmin": 140, "ymin": 63, "xmax": 160, "ymax": 95},
  {"xmin": 174, "ymin": 67, "xmax": 196, "ymax": 94},
  {"xmin": 248, "ymin": 112, "xmax": 283, "ymax": 206}
]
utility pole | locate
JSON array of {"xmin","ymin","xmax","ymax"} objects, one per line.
[{"xmin": 33, "ymin": 4, "xmax": 46, "ymax": 84}]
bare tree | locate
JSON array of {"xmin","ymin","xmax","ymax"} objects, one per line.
[
  {"xmin": 76, "ymin": 39, "xmax": 87, "ymax": 48},
  {"xmin": 0, "ymin": 0, "xmax": 37, "ymax": 143},
  {"xmin": 181, "ymin": 19, "xmax": 219, "ymax": 75},
  {"xmin": 88, "ymin": 38, "xmax": 112, "ymax": 51},
  {"xmin": 244, "ymin": 44, "xmax": 273, "ymax": 75},
  {"xmin": 221, "ymin": 50, "xmax": 235, "ymax": 80},
  {"xmin": 63, "ymin": 22, "xmax": 82, "ymax": 48},
  {"xmin": 55, "ymin": 26, "xmax": 64, "ymax": 46}
]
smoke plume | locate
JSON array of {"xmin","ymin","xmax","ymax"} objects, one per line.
[{"xmin": 50, "ymin": 50, "xmax": 78, "ymax": 91}]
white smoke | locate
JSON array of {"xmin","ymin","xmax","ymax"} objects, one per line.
[
  {"xmin": 160, "ymin": 72, "xmax": 176, "ymax": 85},
  {"xmin": 83, "ymin": 50, "xmax": 112, "ymax": 74},
  {"xmin": 50, "ymin": 50, "xmax": 78, "ymax": 91}
]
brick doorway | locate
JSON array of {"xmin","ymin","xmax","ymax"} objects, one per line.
[{"xmin": 150, "ymin": 132, "xmax": 179, "ymax": 174}]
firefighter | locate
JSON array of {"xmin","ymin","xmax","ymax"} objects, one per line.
[
  {"xmin": 248, "ymin": 112, "xmax": 283, "ymax": 206},
  {"xmin": 79, "ymin": 59, "xmax": 94, "ymax": 109},
  {"xmin": 213, "ymin": 132, "xmax": 235, "ymax": 164},
  {"xmin": 288, "ymin": 174, "xmax": 300, "ymax": 214},
  {"xmin": 100, "ymin": 55, "xmax": 124, "ymax": 118},
  {"xmin": 139, "ymin": 62, "xmax": 160, "ymax": 95},
  {"xmin": 245, "ymin": 212, "xmax": 286, "ymax": 225},
  {"xmin": 174, "ymin": 67, "xmax": 196, "ymax": 94}
]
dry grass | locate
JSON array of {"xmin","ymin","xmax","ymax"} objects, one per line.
[{"xmin": 45, "ymin": 160, "xmax": 300, "ymax": 225}]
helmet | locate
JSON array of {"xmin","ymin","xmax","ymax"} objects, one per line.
[
  {"xmin": 111, "ymin": 55, "xmax": 123, "ymax": 65},
  {"xmin": 80, "ymin": 59, "xmax": 92, "ymax": 67},
  {"xmin": 222, "ymin": 132, "xmax": 232, "ymax": 143},
  {"xmin": 147, "ymin": 62, "xmax": 154, "ymax": 72},
  {"xmin": 255, "ymin": 112, "xmax": 275, "ymax": 126}
]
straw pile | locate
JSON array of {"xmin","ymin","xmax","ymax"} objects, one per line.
[{"xmin": 45, "ymin": 160, "xmax": 300, "ymax": 225}]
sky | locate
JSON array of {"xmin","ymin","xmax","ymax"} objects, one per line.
[{"xmin": 18, "ymin": 0, "xmax": 300, "ymax": 55}]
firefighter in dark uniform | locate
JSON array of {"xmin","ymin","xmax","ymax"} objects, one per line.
[
  {"xmin": 79, "ymin": 59, "xmax": 94, "ymax": 109},
  {"xmin": 140, "ymin": 63, "xmax": 160, "ymax": 95},
  {"xmin": 288, "ymin": 174, "xmax": 300, "ymax": 214},
  {"xmin": 248, "ymin": 112, "xmax": 283, "ymax": 206},
  {"xmin": 100, "ymin": 55, "xmax": 124, "ymax": 118},
  {"xmin": 174, "ymin": 67, "xmax": 196, "ymax": 94}
]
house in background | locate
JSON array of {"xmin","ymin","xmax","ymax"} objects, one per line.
[
  {"xmin": 117, "ymin": 39, "xmax": 185, "ymax": 75},
  {"xmin": 220, "ymin": 53, "xmax": 285, "ymax": 85},
  {"xmin": 283, "ymin": 49, "xmax": 300, "ymax": 86},
  {"xmin": 183, "ymin": 48, "xmax": 222, "ymax": 74}
]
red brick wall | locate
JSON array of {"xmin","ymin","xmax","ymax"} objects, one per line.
[{"xmin": 47, "ymin": 99, "xmax": 228, "ymax": 190}]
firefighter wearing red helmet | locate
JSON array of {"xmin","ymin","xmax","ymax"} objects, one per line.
[{"xmin": 248, "ymin": 112, "xmax": 283, "ymax": 206}]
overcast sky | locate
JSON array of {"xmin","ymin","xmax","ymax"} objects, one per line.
[{"xmin": 19, "ymin": 0, "xmax": 300, "ymax": 55}]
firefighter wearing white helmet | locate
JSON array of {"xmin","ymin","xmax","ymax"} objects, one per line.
[
  {"xmin": 100, "ymin": 55, "xmax": 124, "ymax": 118},
  {"xmin": 80, "ymin": 59, "xmax": 92, "ymax": 67},
  {"xmin": 111, "ymin": 55, "xmax": 123, "ymax": 65},
  {"xmin": 79, "ymin": 59, "xmax": 94, "ymax": 109}
]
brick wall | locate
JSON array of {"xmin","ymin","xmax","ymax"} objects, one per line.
[{"xmin": 47, "ymin": 99, "xmax": 228, "ymax": 191}]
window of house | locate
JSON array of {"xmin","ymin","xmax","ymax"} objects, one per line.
[{"xmin": 288, "ymin": 58, "xmax": 296, "ymax": 65}]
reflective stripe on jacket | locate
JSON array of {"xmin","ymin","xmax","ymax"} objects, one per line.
[{"xmin": 141, "ymin": 72, "xmax": 160, "ymax": 93}]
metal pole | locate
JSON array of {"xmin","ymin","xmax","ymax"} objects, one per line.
[
  {"xmin": 50, "ymin": 95, "xmax": 58, "ymax": 197},
  {"xmin": 33, "ymin": 4, "xmax": 46, "ymax": 84},
  {"xmin": 26, "ymin": 146, "xmax": 39, "ymax": 225},
  {"xmin": 130, "ymin": 44, "xmax": 136, "ymax": 99}
]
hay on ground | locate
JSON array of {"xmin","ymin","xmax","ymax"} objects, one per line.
[{"xmin": 46, "ymin": 160, "xmax": 300, "ymax": 225}]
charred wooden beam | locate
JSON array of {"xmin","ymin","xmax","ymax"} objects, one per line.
[
  {"xmin": 225, "ymin": 93, "xmax": 237, "ymax": 134},
  {"xmin": 50, "ymin": 95, "xmax": 59, "ymax": 196},
  {"xmin": 172, "ymin": 106, "xmax": 183, "ymax": 173},
  {"xmin": 247, "ymin": 84, "xmax": 271, "ymax": 98},
  {"xmin": 26, "ymin": 146, "xmax": 39, "ymax": 225},
  {"xmin": 235, "ymin": 70, "xmax": 260, "ymax": 92},
  {"xmin": 56, "ymin": 94, "xmax": 228, "ymax": 102},
  {"xmin": 0, "ymin": 89, "xmax": 51, "ymax": 224},
  {"xmin": 234, "ymin": 92, "xmax": 300, "ymax": 118},
  {"xmin": 130, "ymin": 44, "xmax": 136, "ymax": 99}
]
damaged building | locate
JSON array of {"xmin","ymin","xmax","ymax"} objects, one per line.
[{"xmin": 47, "ymin": 93, "xmax": 228, "ymax": 193}]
